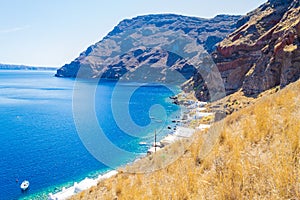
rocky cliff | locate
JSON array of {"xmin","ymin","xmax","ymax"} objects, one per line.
[
  {"xmin": 192, "ymin": 0, "xmax": 300, "ymax": 100},
  {"xmin": 56, "ymin": 14, "xmax": 240, "ymax": 83}
]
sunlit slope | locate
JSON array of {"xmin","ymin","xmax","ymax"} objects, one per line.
[{"xmin": 72, "ymin": 75, "xmax": 300, "ymax": 200}]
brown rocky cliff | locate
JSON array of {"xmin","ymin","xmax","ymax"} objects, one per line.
[
  {"xmin": 193, "ymin": 0, "xmax": 300, "ymax": 101},
  {"xmin": 55, "ymin": 14, "xmax": 240, "ymax": 81}
]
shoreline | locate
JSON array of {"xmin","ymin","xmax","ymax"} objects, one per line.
[
  {"xmin": 48, "ymin": 170, "xmax": 118, "ymax": 200},
  {"xmin": 48, "ymin": 93, "xmax": 213, "ymax": 200},
  {"xmin": 146, "ymin": 94, "xmax": 213, "ymax": 154}
]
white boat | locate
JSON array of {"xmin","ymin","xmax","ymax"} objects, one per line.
[
  {"xmin": 139, "ymin": 142, "xmax": 147, "ymax": 146},
  {"xmin": 20, "ymin": 180, "xmax": 29, "ymax": 190}
]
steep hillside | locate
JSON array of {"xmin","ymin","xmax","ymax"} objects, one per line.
[
  {"xmin": 67, "ymin": 2, "xmax": 300, "ymax": 199},
  {"xmin": 71, "ymin": 70, "xmax": 300, "ymax": 200},
  {"xmin": 191, "ymin": 0, "xmax": 300, "ymax": 101},
  {"xmin": 55, "ymin": 14, "xmax": 240, "ymax": 83}
]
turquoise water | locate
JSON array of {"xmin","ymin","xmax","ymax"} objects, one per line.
[{"xmin": 0, "ymin": 70, "xmax": 180, "ymax": 200}]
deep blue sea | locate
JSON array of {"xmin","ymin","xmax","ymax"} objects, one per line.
[{"xmin": 0, "ymin": 70, "xmax": 180, "ymax": 200}]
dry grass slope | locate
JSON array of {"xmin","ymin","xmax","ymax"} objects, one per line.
[{"xmin": 72, "ymin": 80, "xmax": 300, "ymax": 200}]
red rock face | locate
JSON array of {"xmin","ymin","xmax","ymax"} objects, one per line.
[{"xmin": 194, "ymin": 0, "xmax": 300, "ymax": 100}]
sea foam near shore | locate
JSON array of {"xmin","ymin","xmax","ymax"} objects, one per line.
[{"xmin": 48, "ymin": 170, "xmax": 118, "ymax": 200}]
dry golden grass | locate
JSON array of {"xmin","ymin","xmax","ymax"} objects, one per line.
[
  {"xmin": 207, "ymin": 85, "xmax": 283, "ymax": 116},
  {"xmin": 71, "ymin": 80, "xmax": 300, "ymax": 200},
  {"xmin": 284, "ymin": 44, "xmax": 298, "ymax": 52}
]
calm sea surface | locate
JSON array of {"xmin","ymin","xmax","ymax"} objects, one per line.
[{"xmin": 0, "ymin": 70, "xmax": 180, "ymax": 200}]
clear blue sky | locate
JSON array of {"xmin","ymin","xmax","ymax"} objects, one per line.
[{"xmin": 0, "ymin": 0, "xmax": 266, "ymax": 67}]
